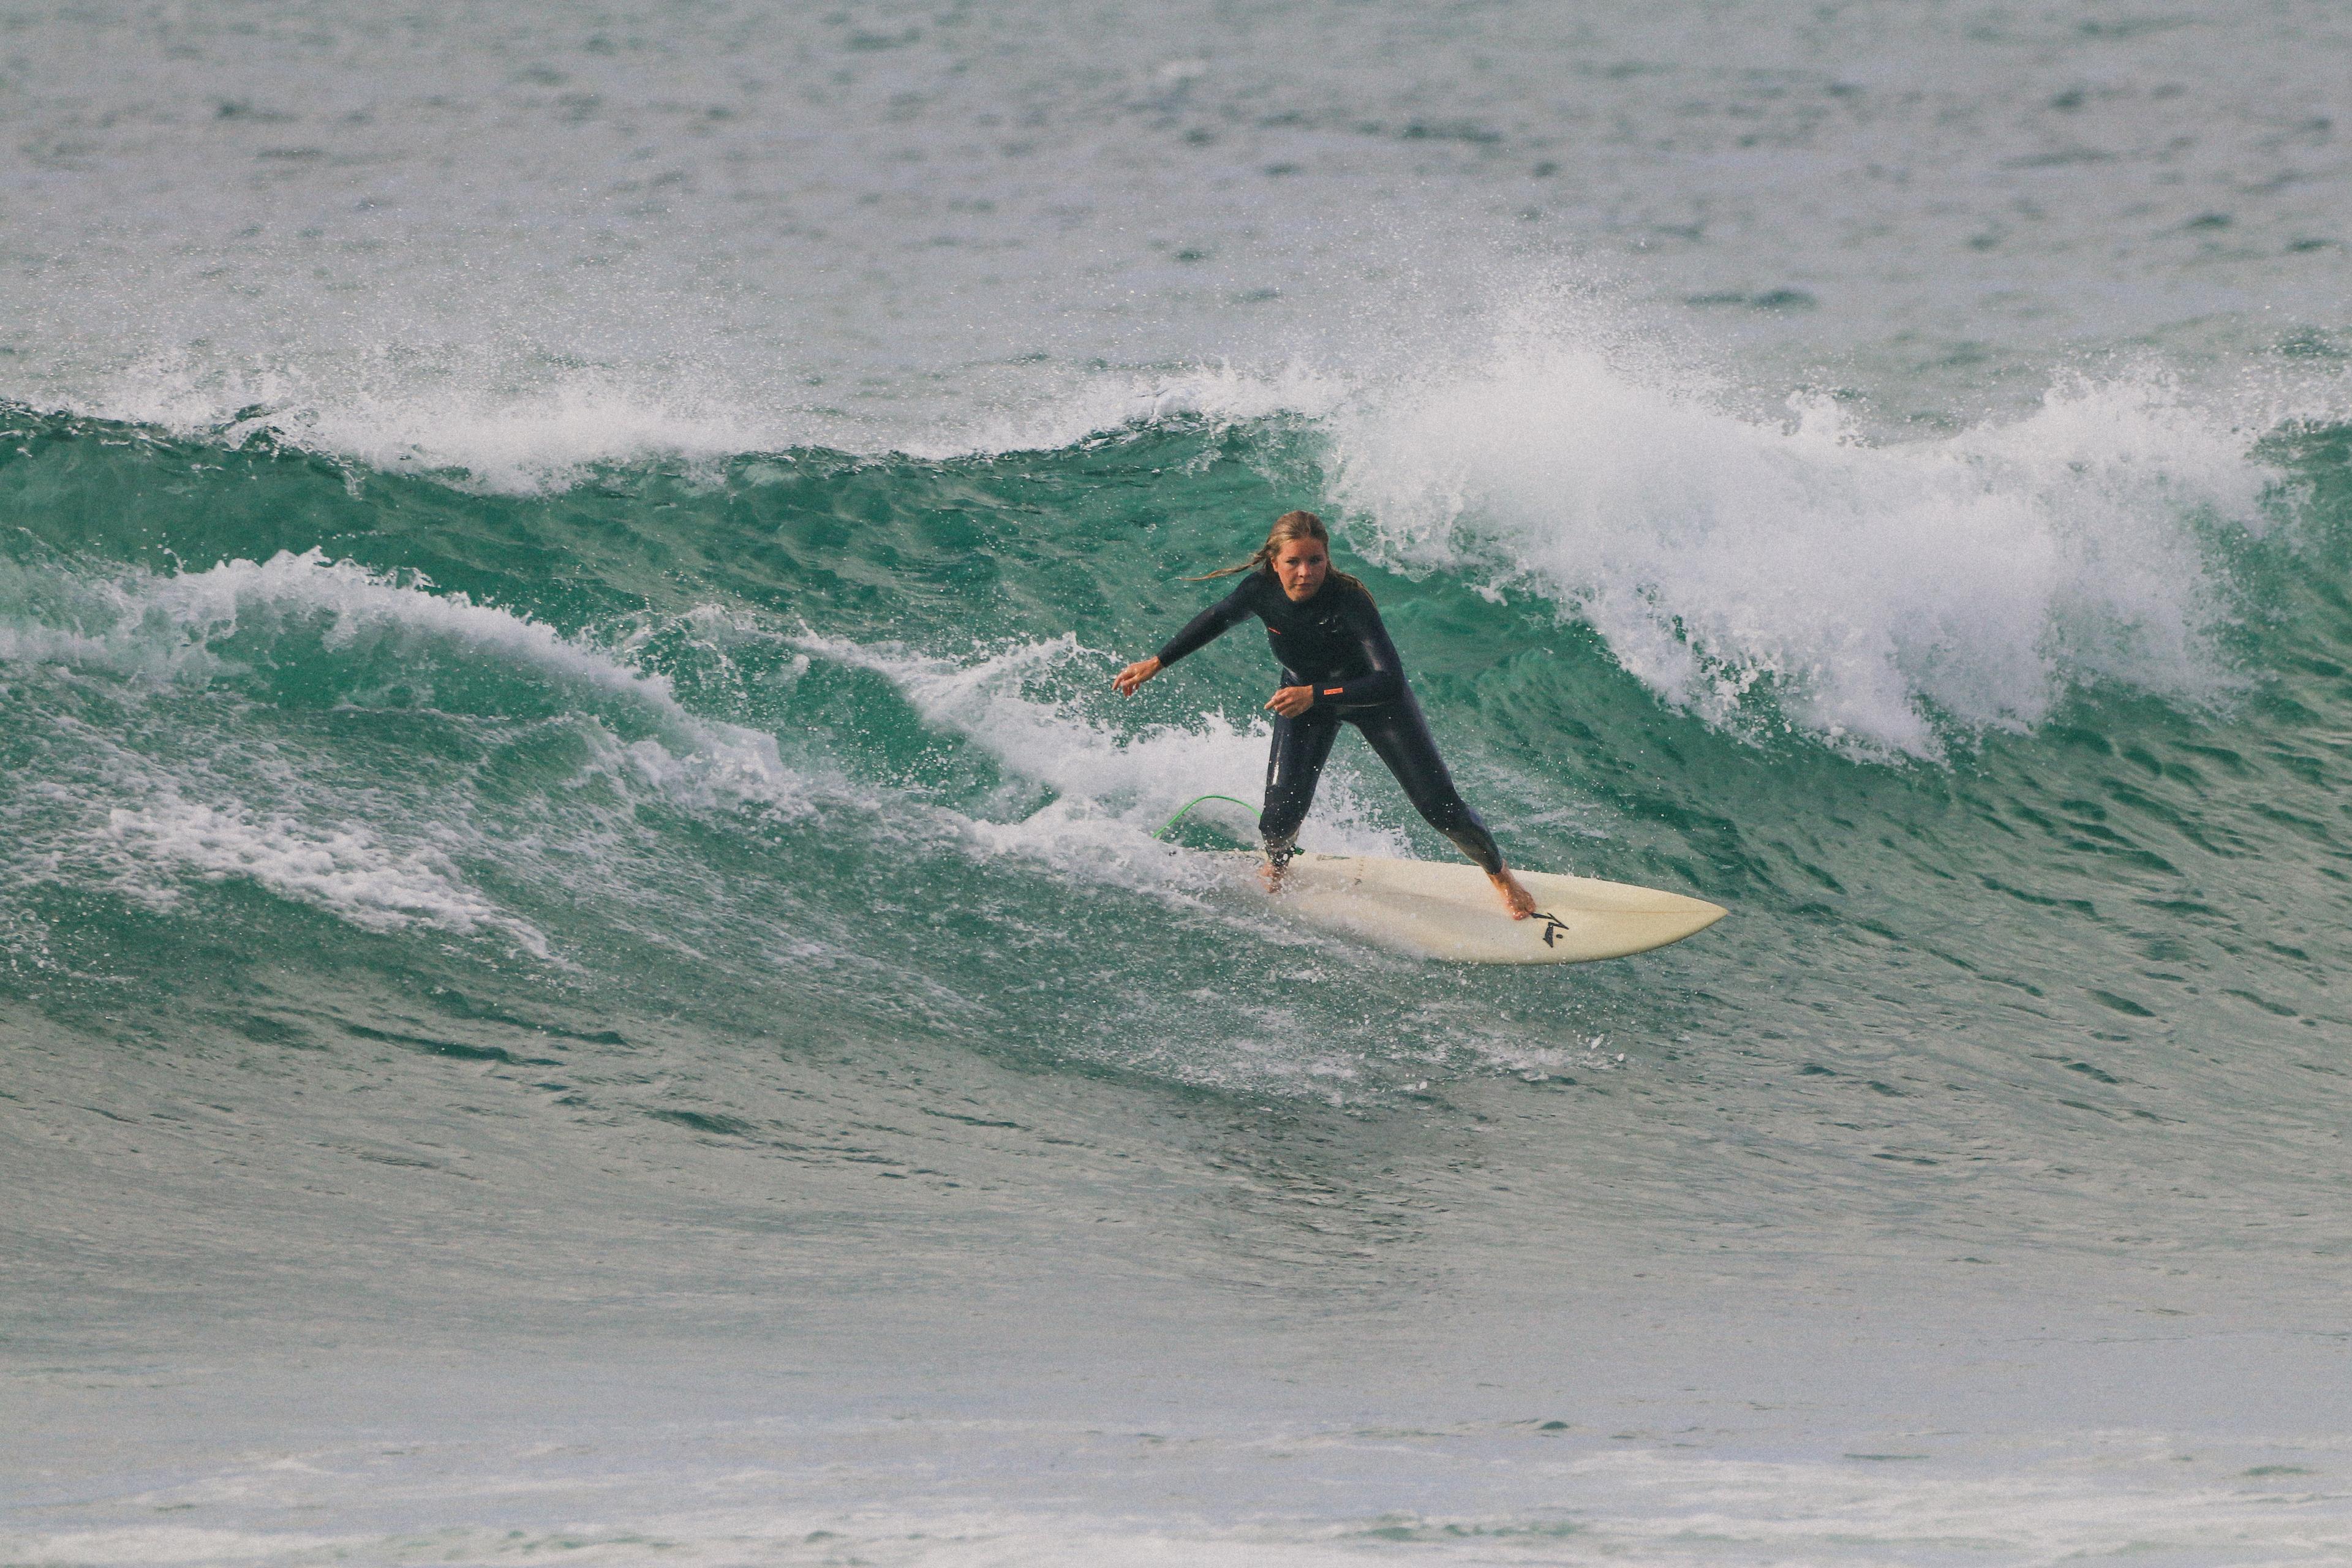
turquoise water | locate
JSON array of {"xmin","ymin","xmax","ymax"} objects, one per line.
[{"xmin": 5, "ymin": 2, "xmax": 2351, "ymax": 1563}]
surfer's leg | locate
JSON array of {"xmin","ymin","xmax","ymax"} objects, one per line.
[
  {"xmin": 1352, "ymin": 697, "xmax": 1507, "ymax": 876},
  {"xmin": 1353, "ymin": 700, "xmax": 1534, "ymax": 916},
  {"xmin": 1261, "ymin": 706, "xmax": 1342, "ymax": 873}
]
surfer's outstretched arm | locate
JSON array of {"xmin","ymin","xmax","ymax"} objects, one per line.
[
  {"xmin": 1155, "ymin": 582, "xmax": 1254, "ymax": 668},
  {"xmin": 1115, "ymin": 580, "xmax": 1253, "ymax": 696}
]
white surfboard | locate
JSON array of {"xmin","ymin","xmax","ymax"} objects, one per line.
[{"xmin": 1227, "ymin": 851, "xmax": 1725, "ymax": 964}]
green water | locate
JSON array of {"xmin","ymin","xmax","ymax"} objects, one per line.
[
  {"xmin": 7, "ymin": 398, "xmax": 2348, "ymax": 1120},
  {"xmin": 4, "ymin": 398, "xmax": 2350, "ymax": 1562}
]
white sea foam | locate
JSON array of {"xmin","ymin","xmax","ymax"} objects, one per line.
[
  {"xmin": 85, "ymin": 358, "xmax": 790, "ymax": 496},
  {"xmin": 1325, "ymin": 334, "xmax": 2277, "ymax": 756},
  {"xmin": 1, "ymin": 552, "xmax": 826, "ymax": 951},
  {"xmin": 97, "ymin": 793, "xmax": 551, "ymax": 957},
  {"xmin": 1, "ymin": 549, "xmax": 807, "ymax": 815},
  {"xmin": 899, "ymin": 360, "xmax": 1352, "ymax": 463},
  {"xmin": 60, "ymin": 350, "xmax": 1354, "ymax": 491},
  {"xmin": 6, "ymin": 548, "xmax": 641, "ymax": 696}
]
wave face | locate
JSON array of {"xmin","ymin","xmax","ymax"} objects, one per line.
[
  {"xmin": 6, "ymin": 387, "xmax": 2348, "ymax": 1136},
  {"xmin": 6, "ymin": 402, "xmax": 2352, "ymax": 1559}
]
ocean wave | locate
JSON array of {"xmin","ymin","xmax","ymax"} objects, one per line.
[
  {"xmin": 36, "ymin": 352, "xmax": 1347, "ymax": 495},
  {"xmin": 1327, "ymin": 347, "xmax": 2282, "ymax": 756},
  {"xmin": 75, "ymin": 359, "xmax": 794, "ymax": 496},
  {"xmin": 0, "ymin": 551, "xmax": 827, "ymax": 953},
  {"xmin": 0, "ymin": 549, "xmax": 809, "ymax": 815},
  {"xmin": 3, "ymin": 336, "xmax": 2334, "ymax": 776}
]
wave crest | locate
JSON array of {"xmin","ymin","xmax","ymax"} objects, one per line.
[{"xmin": 1327, "ymin": 345, "xmax": 2276, "ymax": 756}]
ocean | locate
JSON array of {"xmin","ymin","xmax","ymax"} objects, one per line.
[{"xmin": 3, "ymin": 2, "xmax": 2349, "ymax": 1562}]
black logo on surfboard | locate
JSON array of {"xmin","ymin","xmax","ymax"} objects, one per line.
[{"xmin": 1532, "ymin": 910, "xmax": 1570, "ymax": 948}]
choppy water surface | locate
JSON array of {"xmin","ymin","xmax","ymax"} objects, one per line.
[{"xmin": 3, "ymin": 2, "xmax": 2350, "ymax": 1564}]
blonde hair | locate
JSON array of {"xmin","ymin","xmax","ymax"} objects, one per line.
[{"xmin": 1187, "ymin": 510, "xmax": 1370, "ymax": 598}]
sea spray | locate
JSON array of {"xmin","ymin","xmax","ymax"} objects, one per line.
[{"xmin": 1327, "ymin": 344, "xmax": 2276, "ymax": 755}]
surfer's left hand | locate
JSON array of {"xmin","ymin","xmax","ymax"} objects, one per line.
[{"xmin": 1266, "ymin": 685, "xmax": 1316, "ymax": 718}]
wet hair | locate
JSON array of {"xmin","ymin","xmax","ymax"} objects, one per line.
[{"xmin": 1187, "ymin": 510, "xmax": 1370, "ymax": 598}]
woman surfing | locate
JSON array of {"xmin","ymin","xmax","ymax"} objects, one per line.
[{"xmin": 1115, "ymin": 510, "xmax": 1539, "ymax": 919}]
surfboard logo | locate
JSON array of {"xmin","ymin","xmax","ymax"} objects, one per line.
[{"xmin": 1532, "ymin": 910, "xmax": 1571, "ymax": 947}]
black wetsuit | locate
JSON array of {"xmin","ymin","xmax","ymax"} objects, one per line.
[{"xmin": 1154, "ymin": 570, "xmax": 1505, "ymax": 874}]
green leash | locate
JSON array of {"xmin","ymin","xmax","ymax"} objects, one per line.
[{"xmin": 1154, "ymin": 793, "xmax": 1260, "ymax": 841}]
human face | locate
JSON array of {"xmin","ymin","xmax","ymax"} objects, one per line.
[{"xmin": 1273, "ymin": 536, "xmax": 1329, "ymax": 602}]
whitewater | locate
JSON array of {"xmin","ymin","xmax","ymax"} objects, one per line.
[{"xmin": 4, "ymin": 2, "xmax": 2349, "ymax": 1564}]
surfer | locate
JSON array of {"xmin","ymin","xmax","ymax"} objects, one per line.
[{"xmin": 1115, "ymin": 510, "xmax": 1538, "ymax": 919}]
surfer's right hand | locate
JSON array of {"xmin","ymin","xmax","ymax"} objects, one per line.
[{"xmin": 1113, "ymin": 656, "xmax": 1161, "ymax": 695}]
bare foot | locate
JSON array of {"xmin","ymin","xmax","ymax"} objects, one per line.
[
  {"xmin": 1260, "ymin": 859, "xmax": 1289, "ymax": 895},
  {"xmin": 1489, "ymin": 867, "xmax": 1537, "ymax": 919}
]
